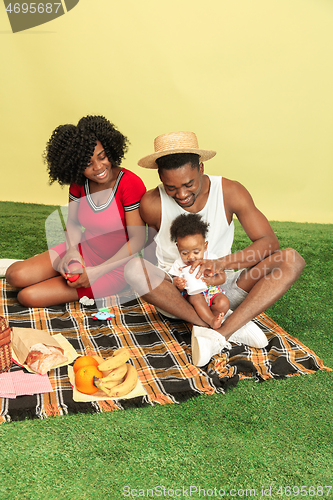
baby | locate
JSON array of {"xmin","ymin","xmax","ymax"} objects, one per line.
[{"xmin": 169, "ymin": 213, "xmax": 230, "ymax": 330}]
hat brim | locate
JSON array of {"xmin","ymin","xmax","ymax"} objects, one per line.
[{"xmin": 138, "ymin": 148, "xmax": 216, "ymax": 169}]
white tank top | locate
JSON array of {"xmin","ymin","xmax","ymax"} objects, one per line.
[{"xmin": 155, "ymin": 175, "xmax": 234, "ymax": 273}]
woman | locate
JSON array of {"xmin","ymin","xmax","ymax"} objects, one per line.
[{"xmin": 6, "ymin": 115, "xmax": 146, "ymax": 307}]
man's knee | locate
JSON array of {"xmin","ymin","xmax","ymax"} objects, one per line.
[
  {"xmin": 124, "ymin": 257, "xmax": 146, "ymax": 287},
  {"xmin": 280, "ymin": 248, "xmax": 305, "ymax": 274},
  {"xmin": 124, "ymin": 257, "xmax": 167, "ymax": 294}
]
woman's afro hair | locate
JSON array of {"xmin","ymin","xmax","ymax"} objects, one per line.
[
  {"xmin": 170, "ymin": 213, "xmax": 210, "ymax": 242},
  {"xmin": 44, "ymin": 115, "xmax": 129, "ymax": 186}
]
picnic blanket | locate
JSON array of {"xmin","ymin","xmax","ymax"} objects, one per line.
[{"xmin": 0, "ymin": 279, "xmax": 330, "ymax": 422}]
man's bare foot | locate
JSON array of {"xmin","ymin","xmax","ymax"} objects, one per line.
[{"xmin": 210, "ymin": 312, "xmax": 224, "ymax": 330}]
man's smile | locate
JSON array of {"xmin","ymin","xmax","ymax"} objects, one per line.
[{"xmin": 175, "ymin": 194, "xmax": 194, "ymax": 206}]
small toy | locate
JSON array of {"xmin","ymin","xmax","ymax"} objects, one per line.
[{"xmin": 91, "ymin": 308, "xmax": 115, "ymax": 321}]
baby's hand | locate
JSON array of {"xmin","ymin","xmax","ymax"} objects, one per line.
[
  {"xmin": 202, "ymin": 270, "xmax": 227, "ymax": 286},
  {"xmin": 202, "ymin": 276, "xmax": 214, "ymax": 286},
  {"xmin": 173, "ymin": 276, "xmax": 186, "ymax": 292}
]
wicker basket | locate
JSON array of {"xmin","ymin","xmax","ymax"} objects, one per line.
[{"xmin": 0, "ymin": 316, "xmax": 12, "ymax": 373}]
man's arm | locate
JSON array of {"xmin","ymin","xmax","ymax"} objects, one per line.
[
  {"xmin": 191, "ymin": 178, "xmax": 279, "ymax": 277},
  {"xmin": 221, "ymin": 178, "xmax": 279, "ymax": 269},
  {"xmin": 139, "ymin": 188, "xmax": 161, "ymax": 231}
]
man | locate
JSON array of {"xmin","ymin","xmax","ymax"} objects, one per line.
[{"xmin": 125, "ymin": 131, "xmax": 305, "ymax": 357}]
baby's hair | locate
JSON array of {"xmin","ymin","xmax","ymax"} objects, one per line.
[{"xmin": 170, "ymin": 213, "xmax": 210, "ymax": 242}]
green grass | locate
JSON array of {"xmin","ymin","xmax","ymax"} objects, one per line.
[{"xmin": 0, "ymin": 202, "xmax": 332, "ymax": 500}]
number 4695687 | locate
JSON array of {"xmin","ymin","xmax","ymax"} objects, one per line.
[{"xmin": 6, "ymin": 3, "xmax": 62, "ymax": 14}]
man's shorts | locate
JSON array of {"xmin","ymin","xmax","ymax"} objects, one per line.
[
  {"xmin": 157, "ymin": 268, "xmax": 248, "ymax": 319},
  {"xmin": 222, "ymin": 269, "xmax": 248, "ymax": 310}
]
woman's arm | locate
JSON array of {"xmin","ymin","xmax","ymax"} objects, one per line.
[
  {"xmin": 64, "ymin": 199, "xmax": 82, "ymax": 249},
  {"xmin": 105, "ymin": 208, "xmax": 146, "ymax": 266},
  {"xmin": 56, "ymin": 199, "xmax": 84, "ymax": 277},
  {"xmin": 70, "ymin": 208, "xmax": 146, "ymax": 289}
]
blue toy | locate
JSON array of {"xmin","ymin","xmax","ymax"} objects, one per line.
[{"xmin": 91, "ymin": 309, "xmax": 115, "ymax": 320}]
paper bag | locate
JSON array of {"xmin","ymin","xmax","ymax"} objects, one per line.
[{"xmin": 11, "ymin": 327, "xmax": 64, "ymax": 366}]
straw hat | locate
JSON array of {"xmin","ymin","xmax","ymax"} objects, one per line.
[{"xmin": 138, "ymin": 131, "xmax": 216, "ymax": 169}]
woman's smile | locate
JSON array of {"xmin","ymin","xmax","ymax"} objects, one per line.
[
  {"xmin": 95, "ymin": 169, "xmax": 108, "ymax": 179},
  {"xmin": 84, "ymin": 141, "xmax": 112, "ymax": 184}
]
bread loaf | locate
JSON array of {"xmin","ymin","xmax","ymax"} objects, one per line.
[{"xmin": 25, "ymin": 343, "xmax": 68, "ymax": 375}]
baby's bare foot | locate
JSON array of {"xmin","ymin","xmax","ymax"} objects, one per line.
[{"xmin": 210, "ymin": 312, "xmax": 224, "ymax": 330}]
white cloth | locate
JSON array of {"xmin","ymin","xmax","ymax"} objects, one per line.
[{"xmin": 155, "ymin": 175, "xmax": 234, "ymax": 273}]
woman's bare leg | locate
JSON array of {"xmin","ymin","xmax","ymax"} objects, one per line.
[
  {"xmin": 17, "ymin": 276, "xmax": 79, "ymax": 307},
  {"xmin": 5, "ymin": 251, "xmax": 60, "ymax": 288},
  {"xmin": 5, "ymin": 251, "xmax": 79, "ymax": 307}
]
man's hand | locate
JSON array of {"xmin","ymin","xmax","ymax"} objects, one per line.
[{"xmin": 188, "ymin": 258, "xmax": 226, "ymax": 279}]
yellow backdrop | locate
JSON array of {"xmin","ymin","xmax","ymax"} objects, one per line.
[{"xmin": 1, "ymin": 0, "xmax": 332, "ymax": 223}]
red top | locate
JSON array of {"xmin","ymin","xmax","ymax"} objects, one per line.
[
  {"xmin": 52, "ymin": 168, "xmax": 146, "ymax": 299},
  {"xmin": 68, "ymin": 168, "xmax": 146, "ymax": 266}
]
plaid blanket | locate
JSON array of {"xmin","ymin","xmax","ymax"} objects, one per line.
[{"xmin": 0, "ymin": 279, "xmax": 330, "ymax": 422}]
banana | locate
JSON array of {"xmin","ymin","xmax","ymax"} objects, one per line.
[
  {"xmin": 107, "ymin": 363, "xmax": 138, "ymax": 398},
  {"xmin": 94, "ymin": 376, "xmax": 124, "ymax": 393},
  {"xmin": 92, "ymin": 355, "xmax": 104, "ymax": 365},
  {"xmin": 90, "ymin": 354, "xmax": 110, "ymax": 377},
  {"xmin": 99, "ymin": 363, "xmax": 128, "ymax": 383},
  {"xmin": 98, "ymin": 348, "xmax": 131, "ymax": 371}
]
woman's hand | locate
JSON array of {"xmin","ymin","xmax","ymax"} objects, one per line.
[
  {"xmin": 57, "ymin": 249, "xmax": 83, "ymax": 278},
  {"xmin": 65, "ymin": 265, "xmax": 102, "ymax": 289}
]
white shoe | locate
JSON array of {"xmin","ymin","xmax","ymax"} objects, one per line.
[
  {"xmin": 228, "ymin": 320, "xmax": 268, "ymax": 348},
  {"xmin": 191, "ymin": 325, "xmax": 231, "ymax": 367},
  {"xmin": 221, "ymin": 309, "xmax": 268, "ymax": 348},
  {"xmin": 0, "ymin": 259, "xmax": 23, "ymax": 277}
]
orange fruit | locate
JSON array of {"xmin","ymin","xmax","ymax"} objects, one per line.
[
  {"xmin": 75, "ymin": 365, "xmax": 103, "ymax": 395},
  {"xmin": 73, "ymin": 355, "xmax": 99, "ymax": 374}
]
